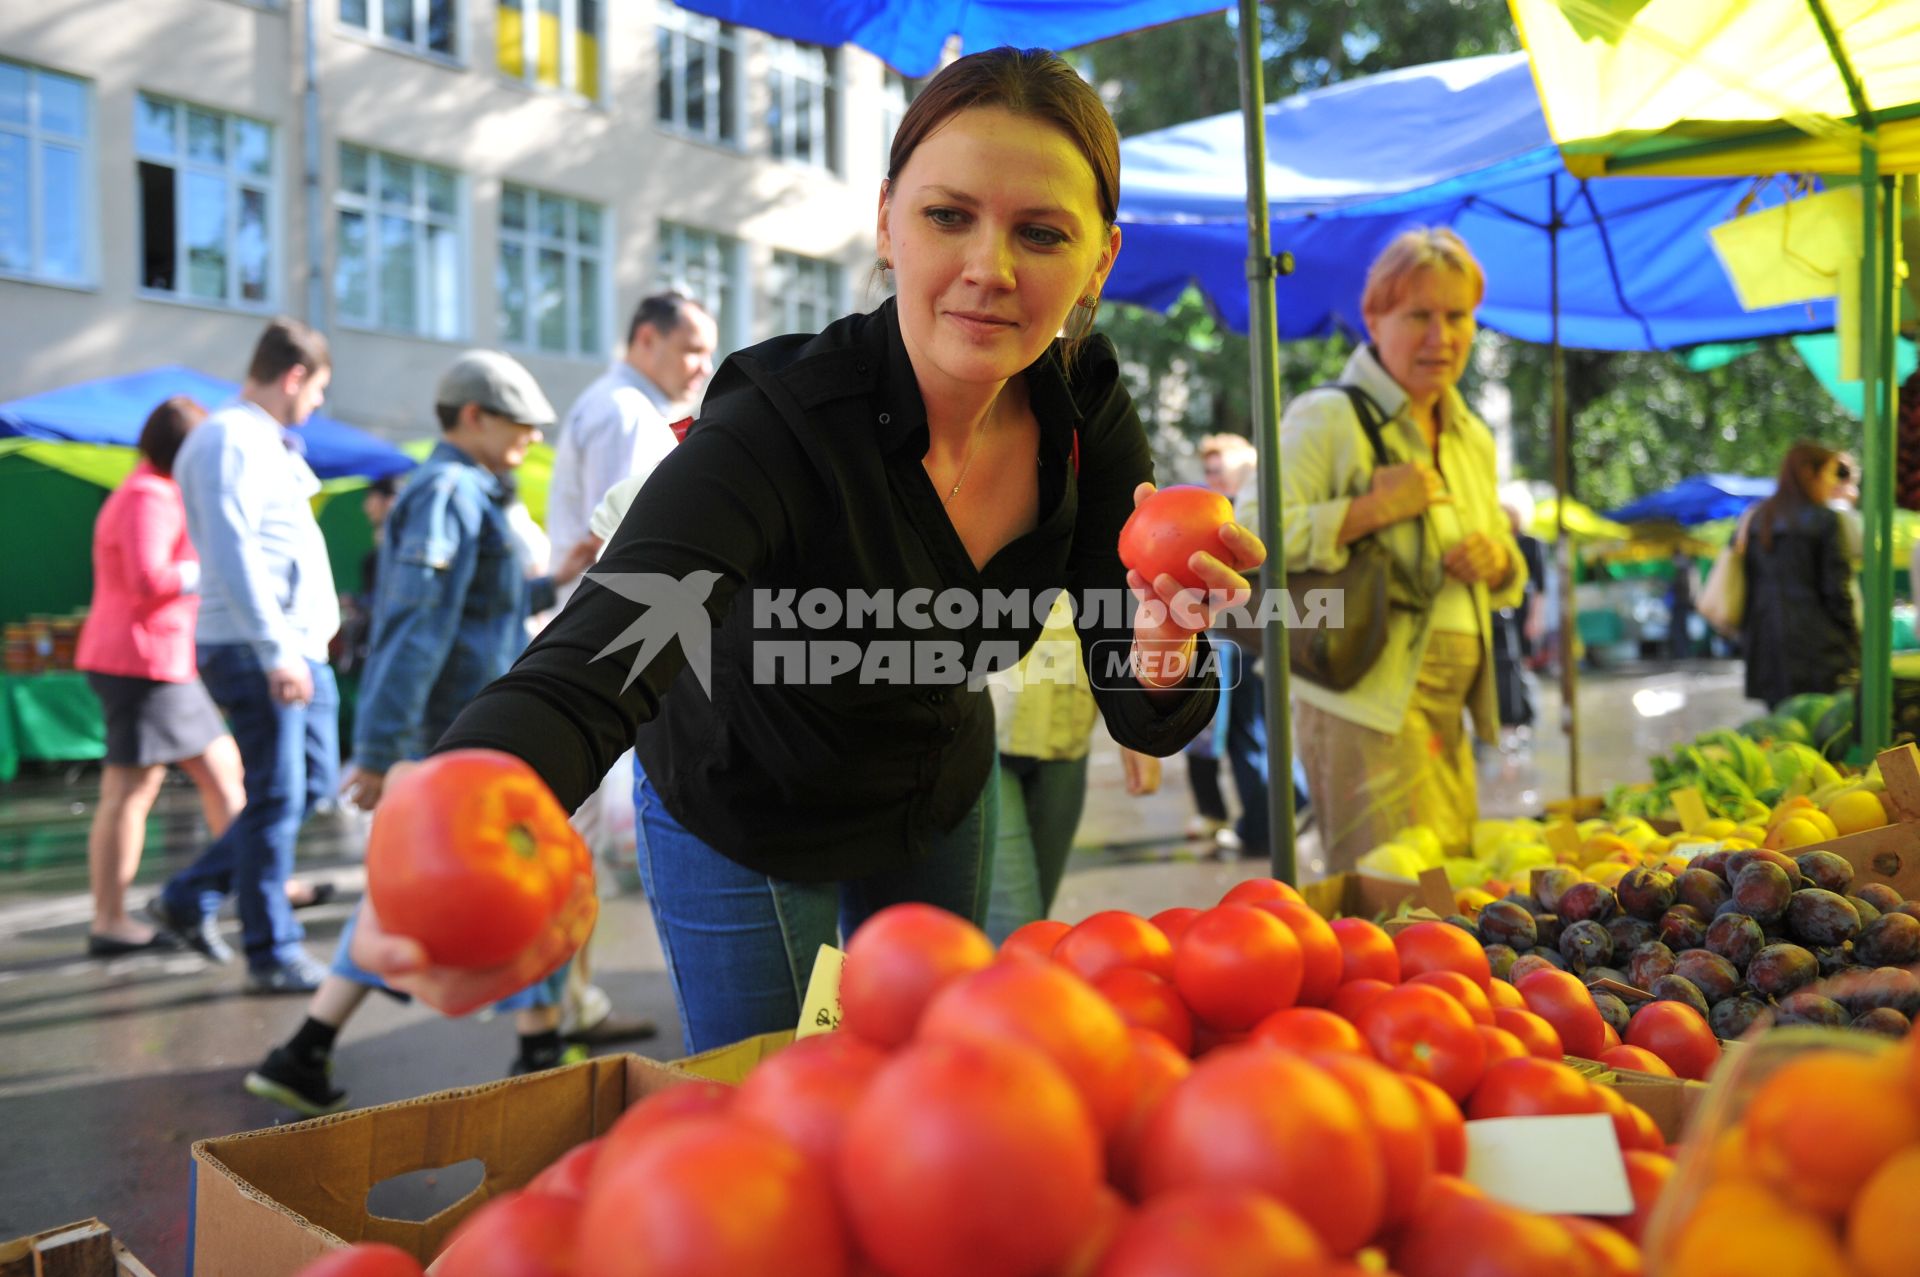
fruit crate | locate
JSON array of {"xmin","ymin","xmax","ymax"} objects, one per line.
[
  {"xmin": 0, "ymin": 1218, "xmax": 157, "ymax": 1276},
  {"xmin": 1790, "ymin": 744, "xmax": 1920, "ymax": 900}
]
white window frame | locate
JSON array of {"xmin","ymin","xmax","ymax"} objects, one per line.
[
  {"xmin": 498, "ymin": 181, "xmax": 608, "ymax": 360},
  {"xmin": 133, "ymin": 92, "xmax": 276, "ymax": 310},
  {"xmin": 0, "ymin": 58, "xmax": 93, "ymax": 288},
  {"xmin": 501, "ymin": 0, "xmax": 604, "ymax": 101},
  {"xmin": 333, "ymin": 142, "xmax": 466, "ymax": 340},
  {"xmin": 768, "ymin": 250, "xmax": 842, "ymax": 338},
  {"xmin": 879, "ymin": 69, "xmax": 911, "ymax": 175},
  {"xmin": 765, "ymin": 39, "xmax": 840, "ymax": 175},
  {"xmin": 654, "ymin": 3, "xmax": 742, "ymax": 147},
  {"xmin": 337, "ymin": 0, "xmax": 461, "ymax": 61},
  {"xmin": 657, "ymin": 220, "xmax": 744, "ymax": 356}
]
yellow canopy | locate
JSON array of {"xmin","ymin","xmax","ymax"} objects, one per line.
[
  {"xmin": 1508, "ymin": 0, "xmax": 1920, "ymax": 177},
  {"xmin": 1531, "ymin": 494, "xmax": 1630, "ymax": 542}
]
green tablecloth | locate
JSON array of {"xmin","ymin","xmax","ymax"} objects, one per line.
[{"xmin": 0, "ymin": 670, "xmax": 106, "ymax": 781}]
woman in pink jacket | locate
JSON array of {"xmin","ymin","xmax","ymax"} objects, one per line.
[{"xmin": 75, "ymin": 397, "xmax": 248, "ymax": 955}]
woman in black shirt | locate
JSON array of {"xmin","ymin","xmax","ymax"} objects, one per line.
[
  {"xmin": 349, "ymin": 47, "xmax": 1262, "ymax": 1049},
  {"xmin": 1740, "ymin": 442, "xmax": 1858, "ymax": 709}
]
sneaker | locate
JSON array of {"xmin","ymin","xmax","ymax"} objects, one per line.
[
  {"xmin": 244, "ymin": 1045, "xmax": 349, "ymax": 1117},
  {"xmin": 245, "ymin": 951, "xmax": 329, "ymax": 995},
  {"xmin": 146, "ymin": 896, "xmax": 235, "ymax": 964},
  {"xmin": 510, "ymin": 1044, "xmax": 590, "ymax": 1077},
  {"xmin": 560, "ymin": 984, "xmax": 660, "ymax": 1046},
  {"xmin": 1184, "ymin": 817, "xmax": 1229, "ymax": 842},
  {"xmin": 1213, "ymin": 827, "xmax": 1245, "ymax": 855}
]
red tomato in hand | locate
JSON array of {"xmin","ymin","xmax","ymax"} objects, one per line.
[
  {"xmin": 1094, "ymin": 967, "xmax": 1195, "ymax": 1056},
  {"xmin": 1329, "ymin": 917, "xmax": 1401, "ymax": 985},
  {"xmin": 1251, "ymin": 899, "xmax": 1343, "ymax": 1007},
  {"xmin": 839, "ymin": 1037, "xmax": 1103, "ymax": 1277},
  {"xmin": 1172, "ymin": 905, "xmax": 1304, "ymax": 1031},
  {"xmin": 434, "ymin": 1190, "xmax": 580, "ymax": 1277},
  {"xmin": 839, "ymin": 903, "xmax": 995, "ymax": 1049},
  {"xmin": 1491, "ymin": 1007, "xmax": 1564, "ymax": 1060},
  {"xmin": 1357, "ymin": 983, "xmax": 1488, "ymax": 1103},
  {"xmin": 1514, "ymin": 967, "xmax": 1607, "ymax": 1060},
  {"xmin": 1095, "ymin": 1187, "xmax": 1326, "ymax": 1276},
  {"xmin": 1000, "ymin": 918, "xmax": 1070, "ymax": 961},
  {"xmin": 290, "ymin": 1245, "xmax": 425, "ymax": 1277},
  {"xmin": 1250, "ymin": 1007, "xmax": 1368, "ymax": 1056},
  {"xmin": 1623, "ymin": 1001, "xmax": 1720, "ymax": 1081},
  {"xmin": 1118, "ymin": 484, "xmax": 1235, "ymax": 590},
  {"xmin": 1466, "ymin": 1057, "xmax": 1601, "ymax": 1121},
  {"xmin": 1393, "ymin": 921, "xmax": 1492, "ymax": 990},
  {"xmin": 1055, "ymin": 910, "xmax": 1175, "ymax": 983},
  {"xmin": 366, "ymin": 750, "xmax": 595, "ymax": 969}
]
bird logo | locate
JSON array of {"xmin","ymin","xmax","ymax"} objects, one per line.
[{"xmin": 581, "ymin": 570, "xmax": 724, "ymax": 697}]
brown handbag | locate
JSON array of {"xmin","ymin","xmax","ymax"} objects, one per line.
[{"xmin": 1286, "ymin": 386, "xmax": 1434, "ymax": 691}]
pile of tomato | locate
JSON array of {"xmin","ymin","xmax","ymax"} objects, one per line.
[{"xmin": 296, "ymin": 880, "xmax": 1682, "ymax": 1277}]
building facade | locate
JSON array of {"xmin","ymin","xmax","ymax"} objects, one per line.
[{"xmin": 0, "ymin": 0, "xmax": 909, "ymax": 438}]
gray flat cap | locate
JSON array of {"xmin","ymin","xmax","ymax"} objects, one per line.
[{"xmin": 434, "ymin": 350, "xmax": 556, "ymax": 428}]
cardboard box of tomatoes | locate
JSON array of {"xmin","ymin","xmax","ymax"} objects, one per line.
[{"xmin": 188, "ymin": 1053, "xmax": 689, "ymax": 1277}]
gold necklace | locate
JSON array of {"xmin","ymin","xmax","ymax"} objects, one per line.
[{"xmin": 941, "ymin": 422, "xmax": 988, "ymax": 507}]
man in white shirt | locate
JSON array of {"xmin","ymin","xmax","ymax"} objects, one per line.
[{"xmin": 546, "ymin": 292, "xmax": 718, "ymax": 601}]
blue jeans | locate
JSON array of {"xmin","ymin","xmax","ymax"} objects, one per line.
[
  {"xmin": 983, "ymin": 754, "xmax": 1089, "ymax": 944},
  {"xmin": 633, "ymin": 759, "xmax": 998, "ymax": 1054},
  {"xmin": 161, "ymin": 645, "xmax": 338, "ymax": 971}
]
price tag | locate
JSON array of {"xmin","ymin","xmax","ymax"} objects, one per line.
[
  {"xmin": 1465, "ymin": 1114, "xmax": 1634, "ymax": 1215},
  {"xmin": 1672, "ymin": 787, "xmax": 1711, "ymax": 834},
  {"xmin": 796, "ymin": 943, "xmax": 845, "ymax": 1039}
]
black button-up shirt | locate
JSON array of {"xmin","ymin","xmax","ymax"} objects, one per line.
[{"xmin": 435, "ymin": 299, "xmax": 1217, "ymax": 881}]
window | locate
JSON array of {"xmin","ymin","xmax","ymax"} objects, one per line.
[
  {"xmin": 498, "ymin": 183, "xmax": 605, "ymax": 357},
  {"xmin": 766, "ymin": 40, "xmax": 839, "ymax": 173},
  {"xmin": 655, "ymin": 5, "xmax": 738, "ymax": 145},
  {"xmin": 879, "ymin": 69, "xmax": 912, "ymax": 172},
  {"xmin": 498, "ymin": 0, "xmax": 600, "ymax": 99},
  {"xmin": 135, "ymin": 93, "xmax": 272, "ymax": 306},
  {"xmin": 0, "ymin": 60, "xmax": 90, "ymax": 285},
  {"xmin": 334, "ymin": 143, "xmax": 463, "ymax": 339},
  {"xmin": 769, "ymin": 251, "xmax": 840, "ymax": 337},
  {"xmin": 657, "ymin": 221, "xmax": 739, "ymax": 353},
  {"xmin": 340, "ymin": 0, "xmax": 457, "ymax": 57}
]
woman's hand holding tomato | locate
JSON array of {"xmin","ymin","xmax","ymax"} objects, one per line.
[{"xmin": 1120, "ymin": 483, "xmax": 1265, "ymax": 690}]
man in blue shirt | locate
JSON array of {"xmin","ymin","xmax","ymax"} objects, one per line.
[
  {"xmin": 245, "ymin": 350, "xmax": 601, "ymax": 1113},
  {"xmin": 150, "ymin": 318, "xmax": 341, "ymax": 993}
]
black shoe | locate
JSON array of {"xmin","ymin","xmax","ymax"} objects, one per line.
[
  {"xmin": 86, "ymin": 931, "xmax": 183, "ymax": 958},
  {"xmin": 288, "ymin": 881, "xmax": 337, "ymax": 911},
  {"xmin": 145, "ymin": 896, "xmax": 235, "ymax": 964},
  {"xmin": 510, "ymin": 1044, "xmax": 589, "ymax": 1078},
  {"xmin": 562, "ymin": 1013, "xmax": 660, "ymax": 1047},
  {"xmin": 244, "ymin": 1045, "xmax": 348, "ymax": 1117},
  {"xmin": 245, "ymin": 951, "xmax": 329, "ymax": 995}
]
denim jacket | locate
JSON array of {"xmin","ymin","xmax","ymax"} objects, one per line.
[{"xmin": 352, "ymin": 442, "xmax": 556, "ymax": 771}]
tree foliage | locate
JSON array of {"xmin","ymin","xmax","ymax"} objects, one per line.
[{"xmin": 1077, "ymin": 3, "xmax": 1860, "ymax": 504}]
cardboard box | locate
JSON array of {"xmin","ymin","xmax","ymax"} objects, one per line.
[
  {"xmin": 189, "ymin": 1054, "xmax": 691, "ymax": 1277},
  {"xmin": 1603, "ymin": 1070, "xmax": 1709, "ymax": 1144},
  {"xmin": 676, "ymin": 1030, "xmax": 795, "ymax": 1084},
  {"xmin": 0, "ymin": 1219, "xmax": 156, "ymax": 1277},
  {"xmin": 1299, "ymin": 872, "xmax": 1421, "ymax": 920}
]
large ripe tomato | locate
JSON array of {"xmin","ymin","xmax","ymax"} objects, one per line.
[
  {"xmin": 1514, "ymin": 968, "xmax": 1607, "ymax": 1060},
  {"xmin": 1250, "ymin": 1007, "xmax": 1369, "ymax": 1057},
  {"xmin": 433, "ymin": 1190, "xmax": 579, "ymax": 1277},
  {"xmin": 1476, "ymin": 1025, "xmax": 1529, "ymax": 1067},
  {"xmin": 838, "ymin": 1037, "xmax": 1103, "ymax": 1277},
  {"xmin": 1622, "ymin": 1001, "xmax": 1721, "ymax": 1081},
  {"xmin": 366, "ymin": 750, "xmax": 595, "ymax": 969},
  {"xmin": 1172, "ymin": 905, "xmax": 1304, "ymax": 1031},
  {"xmin": 1598, "ymin": 1044, "xmax": 1675, "ymax": 1079},
  {"xmin": 1328, "ymin": 978, "xmax": 1395, "ymax": 1023},
  {"xmin": 526, "ymin": 1139, "xmax": 602, "ymax": 1201},
  {"xmin": 1055, "ymin": 911, "xmax": 1176, "ymax": 984},
  {"xmin": 1118, "ymin": 485, "xmax": 1234, "ymax": 590},
  {"xmin": 732, "ymin": 1032, "xmax": 888, "ymax": 1177},
  {"xmin": 1000, "ymin": 918, "xmax": 1070, "ymax": 962},
  {"xmin": 1491, "ymin": 1007, "xmax": 1563, "ymax": 1061},
  {"xmin": 1219, "ymin": 877, "xmax": 1306, "ymax": 908},
  {"xmin": 1251, "ymin": 899, "xmax": 1343, "ymax": 1007},
  {"xmin": 1393, "ymin": 1195, "xmax": 1595, "ymax": 1277},
  {"xmin": 1310, "ymin": 1051, "xmax": 1439, "ymax": 1229},
  {"xmin": 1148, "ymin": 907, "xmax": 1201, "ymax": 945},
  {"xmin": 1485, "ymin": 979, "xmax": 1526, "ymax": 1012},
  {"xmin": 1106, "ymin": 1028, "xmax": 1194, "ymax": 1198},
  {"xmin": 1557, "ymin": 1215, "xmax": 1644, "ymax": 1277},
  {"xmin": 1094, "ymin": 967, "xmax": 1195, "ymax": 1056},
  {"xmin": 839, "ymin": 903, "xmax": 995, "ymax": 1049},
  {"xmin": 1614, "ymin": 1150, "xmax": 1673, "ymax": 1243},
  {"xmin": 289, "ymin": 1246, "xmax": 425, "ymax": 1277},
  {"xmin": 1356, "ymin": 984, "xmax": 1488, "ymax": 1103},
  {"xmin": 593, "ymin": 1081, "xmax": 735, "ymax": 1190},
  {"xmin": 1410, "ymin": 971, "xmax": 1495, "ymax": 1025},
  {"xmin": 1329, "ymin": 917, "xmax": 1401, "ymax": 985},
  {"xmin": 1136, "ymin": 1046, "xmax": 1386, "ymax": 1255},
  {"xmin": 919, "ymin": 957, "xmax": 1133, "ymax": 1132},
  {"xmin": 1093, "ymin": 1187, "xmax": 1326, "ymax": 1276},
  {"xmin": 1057, "ymin": 1187, "xmax": 1132, "ymax": 1277},
  {"xmin": 580, "ymin": 1115, "xmax": 847, "ymax": 1277},
  {"xmin": 1589, "ymin": 1083, "xmax": 1659, "ymax": 1157},
  {"xmin": 1402, "ymin": 1076, "xmax": 1467, "ymax": 1176},
  {"xmin": 1466, "ymin": 1057, "xmax": 1601, "ymax": 1121},
  {"xmin": 1393, "ymin": 921, "xmax": 1492, "ymax": 990}
]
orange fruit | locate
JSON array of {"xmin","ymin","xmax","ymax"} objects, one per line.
[
  {"xmin": 1848, "ymin": 1146, "xmax": 1920, "ymax": 1277},
  {"xmin": 1667, "ymin": 1184, "xmax": 1848, "ymax": 1277},
  {"xmin": 1745, "ymin": 1052, "xmax": 1920, "ymax": 1217}
]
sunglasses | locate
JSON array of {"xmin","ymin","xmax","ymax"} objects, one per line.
[{"xmin": 1835, "ymin": 462, "xmax": 1853, "ymax": 481}]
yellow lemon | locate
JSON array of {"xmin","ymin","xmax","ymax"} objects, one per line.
[
  {"xmin": 1642, "ymin": 836, "xmax": 1672, "ymax": 857},
  {"xmin": 1801, "ymin": 809, "xmax": 1839, "ymax": 840},
  {"xmin": 1827, "ymin": 789, "xmax": 1889, "ymax": 836},
  {"xmin": 1720, "ymin": 837, "xmax": 1758, "ymax": 851},
  {"xmin": 1733, "ymin": 824, "xmax": 1768, "ymax": 844},
  {"xmin": 1772, "ymin": 816, "xmax": 1826, "ymax": 850},
  {"xmin": 1700, "ymin": 818, "xmax": 1738, "ymax": 839}
]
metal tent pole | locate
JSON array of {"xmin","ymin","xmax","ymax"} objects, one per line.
[
  {"xmin": 1551, "ymin": 174, "xmax": 1580, "ymax": 798},
  {"xmin": 1860, "ymin": 156, "xmax": 1894, "ymax": 756}
]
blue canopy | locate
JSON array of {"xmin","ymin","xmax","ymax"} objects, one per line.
[
  {"xmin": 1109, "ymin": 53, "xmax": 1835, "ymax": 350},
  {"xmin": 0, "ymin": 365, "xmax": 414, "ymax": 481},
  {"xmin": 672, "ymin": 0, "xmax": 1228, "ymax": 76},
  {"xmin": 1607, "ymin": 475, "xmax": 1776, "ymax": 525}
]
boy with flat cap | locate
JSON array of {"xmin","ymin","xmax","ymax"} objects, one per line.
[{"xmin": 245, "ymin": 350, "xmax": 604, "ymax": 1115}]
